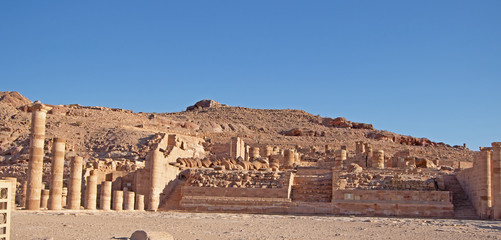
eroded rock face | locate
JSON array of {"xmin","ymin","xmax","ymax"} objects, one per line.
[{"xmin": 186, "ymin": 99, "xmax": 224, "ymax": 111}]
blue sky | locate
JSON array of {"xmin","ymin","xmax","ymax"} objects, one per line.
[{"xmin": 1, "ymin": 1, "xmax": 500, "ymax": 149}]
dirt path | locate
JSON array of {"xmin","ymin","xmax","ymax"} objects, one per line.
[{"xmin": 11, "ymin": 211, "xmax": 501, "ymax": 240}]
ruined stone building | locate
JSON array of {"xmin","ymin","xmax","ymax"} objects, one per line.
[{"xmin": 7, "ymin": 101, "xmax": 501, "ymax": 221}]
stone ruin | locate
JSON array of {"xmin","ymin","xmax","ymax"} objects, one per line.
[{"xmin": 6, "ymin": 102, "xmax": 501, "ymax": 222}]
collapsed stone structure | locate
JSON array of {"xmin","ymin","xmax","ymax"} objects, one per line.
[{"xmin": 6, "ymin": 101, "xmax": 500, "ymax": 222}]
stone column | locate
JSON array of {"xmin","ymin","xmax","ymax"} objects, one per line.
[
  {"xmin": 48, "ymin": 138, "xmax": 65, "ymax": 210},
  {"xmin": 249, "ymin": 147, "xmax": 260, "ymax": 160},
  {"xmin": 244, "ymin": 145, "xmax": 250, "ymax": 161},
  {"xmin": 40, "ymin": 189, "xmax": 50, "ymax": 209},
  {"xmin": 148, "ymin": 148, "xmax": 163, "ymax": 211},
  {"xmin": 26, "ymin": 102, "xmax": 51, "ymax": 210},
  {"xmin": 283, "ymin": 149, "xmax": 295, "ymax": 169},
  {"xmin": 3, "ymin": 177, "xmax": 17, "ymax": 210},
  {"xmin": 373, "ymin": 150, "xmax": 385, "ymax": 169},
  {"xmin": 125, "ymin": 191, "xmax": 135, "ymax": 210},
  {"xmin": 68, "ymin": 156, "xmax": 83, "ymax": 210},
  {"xmin": 100, "ymin": 181, "xmax": 112, "ymax": 210},
  {"xmin": 324, "ymin": 145, "xmax": 331, "ymax": 154},
  {"xmin": 113, "ymin": 190, "xmax": 123, "ymax": 211},
  {"xmin": 492, "ymin": 142, "xmax": 501, "ymax": 219},
  {"xmin": 334, "ymin": 150, "xmax": 347, "ymax": 169},
  {"xmin": 294, "ymin": 152, "xmax": 301, "ymax": 165},
  {"xmin": 477, "ymin": 148, "xmax": 492, "ymax": 218},
  {"xmin": 355, "ymin": 141, "xmax": 365, "ymax": 154},
  {"xmin": 365, "ymin": 145, "xmax": 373, "ymax": 168},
  {"xmin": 85, "ymin": 171, "xmax": 98, "ymax": 210},
  {"xmin": 263, "ymin": 145, "xmax": 273, "ymax": 158},
  {"xmin": 136, "ymin": 194, "xmax": 145, "ymax": 211},
  {"xmin": 61, "ymin": 187, "xmax": 68, "ymax": 208}
]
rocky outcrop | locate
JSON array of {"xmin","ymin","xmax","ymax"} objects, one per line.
[
  {"xmin": 367, "ymin": 131, "xmax": 435, "ymax": 146},
  {"xmin": 186, "ymin": 99, "xmax": 225, "ymax": 111},
  {"xmin": 280, "ymin": 128, "xmax": 325, "ymax": 137},
  {"xmin": 322, "ymin": 117, "xmax": 374, "ymax": 130}
]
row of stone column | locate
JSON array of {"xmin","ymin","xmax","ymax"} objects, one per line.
[{"xmin": 23, "ymin": 103, "xmax": 147, "ymax": 211}]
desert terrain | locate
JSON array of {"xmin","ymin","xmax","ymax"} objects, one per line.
[{"xmin": 12, "ymin": 211, "xmax": 501, "ymax": 240}]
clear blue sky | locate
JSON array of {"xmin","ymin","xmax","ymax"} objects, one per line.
[{"xmin": 1, "ymin": 1, "xmax": 500, "ymax": 150}]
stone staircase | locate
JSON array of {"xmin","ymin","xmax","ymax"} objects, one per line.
[
  {"xmin": 159, "ymin": 179, "xmax": 185, "ymax": 210},
  {"xmin": 291, "ymin": 168, "xmax": 332, "ymax": 202},
  {"xmin": 443, "ymin": 174, "xmax": 478, "ymax": 219}
]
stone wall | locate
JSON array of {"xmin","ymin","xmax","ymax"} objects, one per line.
[{"xmin": 331, "ymin": 189, "xmax": 453, "ymax": 217}]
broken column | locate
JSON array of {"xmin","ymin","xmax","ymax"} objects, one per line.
[
  {"xmin": 283, "ymin": 149, "xmax": 295, "ymax": 169},
  {"xmin": 373, "ymin": 150, "xmax": 385, "ymax": 169},
  {"xmin": 230, "ymin": 137, "xmax": 245, "ymax": 160},
  {"xmin": 85, "ymin": 171, "xmax": 98, "ymax": 210},
  {"xmin": 125, "ymin": 191, "xmax": 135, "ymax": 210},
  {"xmin": 492, "ymin": 142, "xmax": 501, "ymax": 219},
  {"xmin": 262, "ymin": 145, "xmax": 273, "ymax": 158},
  {"xmin": 136, "ymin": 194, "xmax": 145, "ymax": 211},
  {"xmin": 294, "ymin": 152, "xmax": 301, "ymax": 165},
  {"xmin": 26, "ymin": 102, "xmax": 51, "ymax": 210},
  {"xmin": 148, "ymin": 147, "xmax": 163, "ymax": 211},
  {"xmin": 478, "ymin": 147, "xmax": 492, "ymax": 218},
  {"xmin": 113, "ymin": 190, "xmax": 123, "ymax": 211},
  {"xmin": 100, "ymin": 181, "xmax": 112, "ymax": 210},
  {"xmin": 334, "ymin": 150, "xmax": 347, "ymax": 169},
  {"xmin": 355, "ymin": 141, "xmax": 365, "ymax": 154},
  {"xmin": 249, "ymin": 147, "xmax": 260, "ymax": 160},
  {"xmin": 68, "ymin": 156, "xmax": 83, "ymax": 210},
  {"xmin": 48, "ymin": 138, "xmax": 65, "ymax": 210}
]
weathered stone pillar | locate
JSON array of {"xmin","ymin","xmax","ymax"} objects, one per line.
[
  {"xmin": 249, "ymin": 147, "xmax": 260, "ymax": 160},
  {"xmin": 325, "ymin": 145, "xmax": 331, "ymax": 154},
  {"xmin": 283, "ymin": 149, "xmax": 295, "ymax": 169},
  {"xmin": 40, "ymin": 189, "xmax": 50, "ymax": 209},
  {"xmin": 263, "ymin": 145, "xmax": 273, "ymax": 158},
  {"xmin": 373, "ymin": 150, "xmax": 385, "ymax": 169},
  {"xmin": 365, "ymin": 145, "xmax": 373, "ymax": 168},
  {"xmin": 492, "ymin": 142, "xmax": 501, "ymax": 219},
  {"xmin": 113, "ymin": 190, "xmax": 123, "ymax": 211},
  {"xmin": 244, "ymin": 145, "xmax": 250, "ymax": 161},
  {"xmin": 100, "ymin": 181, "xmax": 112, "ymax": 210},
  {"xmin": 148, "ymin": 148, "xmax": 163, "ymax": 211},
  {"xmin": 136, "ymin": 194, "xmax": 145, "ymax": 211},
  {"xmin": 61, "ymin": 187, "xmax": 68, "ymax": 208},
  {"xmin": 334, "ymin": 150, "xmax": 347, "ymax": 169},
  {"xmin": 68, "ymin": 156, "xmax": 83, "ymax": 210},
  {"xmin": 478, "ymin": 147, "xmax": 492, "ymax": 218},
  {"xmin": 355, "ymin": 141, "xmax": 365, "ymax": 154},
  {"xmin": 230, "ymin": 137, "xmax": 246, "ymax": 160},
  {"xmin": 3, "ymin": 177, "xmax": 17, "ymax": 210},
  {"xmin": 294, "ymin": 152, "xmax": 301, "ymax": 165},
  {"xmin": 125, "ymin": 191, "xmax": 135, "ymax": 210},
  {"xmin": 85, "ymin": 171, "xmax": 98, "ymax": 210},
  {"xmin": 26, "ymin": 102, "xmax": 51, "ymax": 210},
  {"xmin": 48, "ymin": 138, "xmax": 65, "ymax": 210}
]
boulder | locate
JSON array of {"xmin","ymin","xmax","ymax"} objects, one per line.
[
  {"xmin": 346, "ymin": 163, "xmax": 363, "ymax": 173},
  {"xmin": 130, "ymin": 230, "xmax": 174, "ymax": 240},
  {"xmin": 415, "ymin": 158, "xmax": 437, "ymax": 168},
  {"xmin": 186, "ymin": 99, "xmax": 223, "ymax": 111}
]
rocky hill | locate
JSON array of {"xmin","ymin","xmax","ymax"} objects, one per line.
[{"xmin": 0, "ymin": 91, "xmax": 474, "ymax": 179}]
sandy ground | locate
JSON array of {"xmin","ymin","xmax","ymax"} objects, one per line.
[{"xmin": 11, "ymin": 210, "xmax": 501, "ymax": 240}]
